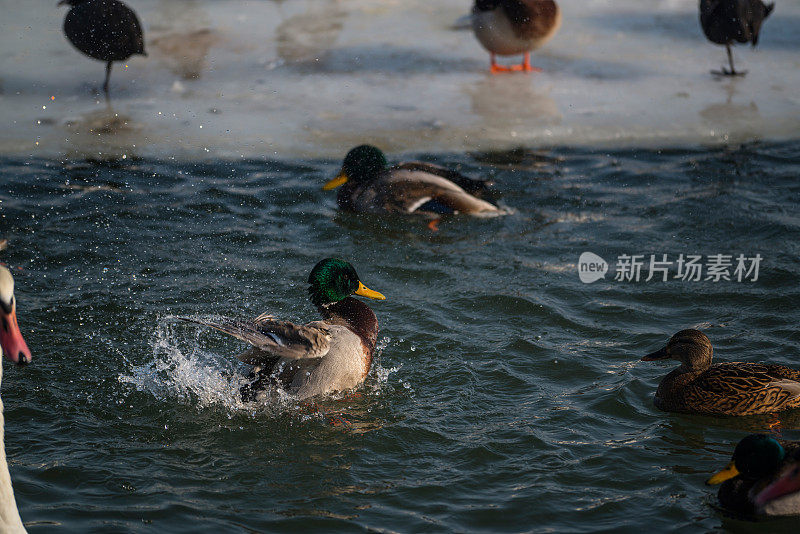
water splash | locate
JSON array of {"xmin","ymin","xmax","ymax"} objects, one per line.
[
  {"xmin": 119, "ymin": 315, "xmax": 254, "ymax": 413},
  {"xmin": 119, "ymin": 318, "xmax": 400, "ymax": 416}
]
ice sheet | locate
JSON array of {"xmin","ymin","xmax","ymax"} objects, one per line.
[{"xmin": 1, "ymin": 0, "xmax": 798, "ymax": 160}]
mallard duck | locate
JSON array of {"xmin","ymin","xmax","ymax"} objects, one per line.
[
  {"xmin": 324, "ymin": 145, "xmax": 502, "ymax": 216},
  {"xmin": 59, "ymin": 0, "xmax": 147, "ymax": 96},
  {"xmin": 471, "ymin": 0, "xmax": 561, "ymax": 73},
  {"xmin": 642, "ymin": 329, "xmax": 800, "ymax": 416},
  {"xmin": 0, "ymin": 266, "xmax": 31, "ymax": 533},
  {"xmin": 706, "ymin": 434, "xmax": 800, "ymax": 516},
  {"xmin": 700, "ymin": 0, "xmax": 774, "ymax": 76},
  {"xmin": 181, "ymin": 259, "xmax": 385, "ymax": 401}
]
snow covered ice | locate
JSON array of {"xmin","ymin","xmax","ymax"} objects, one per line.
[{"xmin": 1, "ymin": 0, "xmax": 798, "ymax": 160}]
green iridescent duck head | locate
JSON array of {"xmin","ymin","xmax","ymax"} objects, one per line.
[
  {"xmin": 323, "ymin": 145, "xmax": 388, "ymax": 190},
  {"xmin": 707, "ymin": 434, "xmax": 786, "ymax": 485},
  {"xmin": 307, "ymin": 258, "xmax": 386, "ymax": 307}
]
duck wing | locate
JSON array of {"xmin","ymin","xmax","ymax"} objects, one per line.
[
  {"xmin": 377, "ymin": 169, "xmax": 501, "ymax": 215},
  {"xmin": 732, "ymin": 0, "xmax": 774, "ymax": 46},
  {"xmin": 506, "ymin": 0, "xmax": 561, "ymax": 40},
  {"xmin": 179, "ymin": 316, "xmax": 331, "ymax": 363},
  {"xmin": 393, "ymin": 162, "xmax": 495, "ymax": 198},
  {"xmin": 688, "ymin": 363, "xmax": 800, "ymax": 415}
]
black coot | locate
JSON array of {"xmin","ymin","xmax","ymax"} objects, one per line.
[
  {"xmin": 700, "ymin": 0, "xmax": 774, "ymax": 76},
  {"xmin": 59, "ymin": 0, "xmax": 146, "ymax": 95}
]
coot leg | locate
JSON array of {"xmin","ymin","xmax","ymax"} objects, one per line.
[
  {"xmin": 103, "ymin": 61, "xmax": 113, "ymax": 96},
  {"xmin": 719, "ymin": 43, "xmax": 746, "ymax": 77}
]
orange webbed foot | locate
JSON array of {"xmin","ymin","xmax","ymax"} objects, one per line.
[
  {"xmin": 428, "ymin": 218, "xmax": 440, "ymax": 232},
  {"xmin": 767, "ymin": 415, "xmax": 783, "ymax": 433},
  {"xmin": 490, "ymin": 64, "xmax": 515, "ymax": 74},
  {"xmin": 521, "ymin": 53, "xmax": 542, "ymax": 73},
  {"xmin": 489, "ymin": 58, "xmax": 542, "ymax": 74}
]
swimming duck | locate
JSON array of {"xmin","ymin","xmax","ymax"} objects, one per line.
[
  {"xmin": 642, "ymin": 329, "xmax": 800, "ymax": 416},
  {"xmin": 324, "ymin": 145, "xmax": 502, "ymax": 216},
  {"xmin": 699, "ymin": 0, "xmax": 774, "ymax": 76},
  {"xmin": 181, "ymin": 258, "xmax": 385, "ymax": 401},
  {"xmin": 0, "ymin": 266, "xmax": 32, "ymax": 533},
  {"xmin": 706, "ymin": 434, "xmax": 800, "ymax": 516},
  {"xmin": 59, "ymin": 0, "xmax": 147, "ymax": 96},
  {"xmin": 471, "ymin": 0, "xmax": 561, "ymax": 73}
]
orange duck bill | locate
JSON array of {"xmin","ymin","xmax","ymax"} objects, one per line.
[{"xmin": 1, "ymin": 301, "xmax": 31, "ymax": 364}]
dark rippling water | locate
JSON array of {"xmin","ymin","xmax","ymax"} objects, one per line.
[{"xmin": 2, "ymin": 142, "xmax": 800, "ymax": 533}]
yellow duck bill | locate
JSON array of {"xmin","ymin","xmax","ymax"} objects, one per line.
[
  {"xmin": 323, "ymin": 172, "xmax": 349, "ymax": 191},
  {"xmin": 706, "ymin": 461, "xmax": 739, "ymax": 485},
  {"xmin": 354, "ymin": 281, "xmax": 386, "ymax": 301}
]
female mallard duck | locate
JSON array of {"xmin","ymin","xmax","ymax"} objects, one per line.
[
  {"xmin": 706, "ymin": 434, "xmax": 800, "ymax": 516},
  {"xmin": 700, "ymin": 0, "xmax": 774, "ymax": 76},
  {"xmin": 324, "ymin": 145, "xmax": 502, "ymax": 216},
  {"xmin": 642, "ymin": 329, "xmax": 800, "ymax": 416},
  {"xmin": 182, "ymin": 259, "xmax": 385, "ymax": 401},
  {"xmin": 0, "ymin": 266, "xmax": 31, "ymax": 533},
  {"xmin": 471, "ymin": 0, "xmax": 561, "ymax": 73}
]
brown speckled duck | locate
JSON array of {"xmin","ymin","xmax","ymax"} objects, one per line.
[
  {"xmin": 182, "ymin": 258, "xmax": 385, "ymax": 401},
  {"xmin": 324, "ymin": 145, "xmax": 502, "ymax": 216},
  {"xmin": 642, "ymin": 329, "xmax": 800, "ymax": 416},
  {"xmin": 471, "ymin": 0, "xmax": 561, "ymax": 73},
  {"xmin": 707, "ymin": 434, "xmax": 800, "ymax": 516}
]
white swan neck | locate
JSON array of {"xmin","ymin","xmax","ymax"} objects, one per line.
[{"xmin": 0, "ymin": 396, "xmax": 27, "ymax": 533}]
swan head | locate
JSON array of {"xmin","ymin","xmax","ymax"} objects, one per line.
[{"xmin": 0, "ymin": 266, "xmax": 32, "ymax": 364}]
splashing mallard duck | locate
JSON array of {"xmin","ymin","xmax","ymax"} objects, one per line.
[
  {"xmin": 471, "ymin": 0, "xmax": 561, "ymax": 73},
  {"xmin": 324, "ymin": 145, "xmax": 502, "ymax": 216},
  {"xmin": 642, "ymin": 329, "xmax": 800, "ymax": 416},
  {"xmin": 182, "ymin": 259, "xmax": 385, "ymax": 401},
  {"xmin": 707, "ymin": 434, "xmax": 800, "ymax": 516},
  {"xmin": 700, "ymin": 0, "xmax": 774, "ymax": 76}
]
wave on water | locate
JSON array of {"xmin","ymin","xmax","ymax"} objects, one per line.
[{"xmin": 118, "ymin": 317, "xmax": 400, "ymax": 419}]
